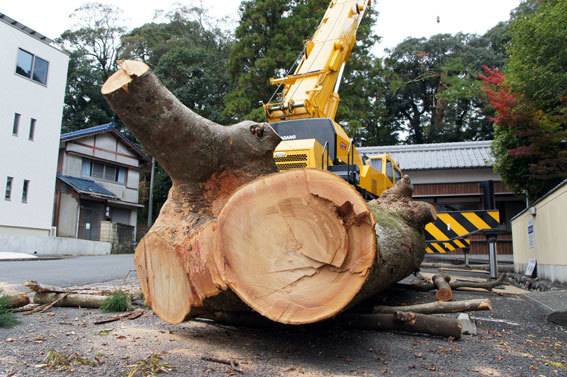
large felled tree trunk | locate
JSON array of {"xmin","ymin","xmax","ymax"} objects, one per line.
[{"xmin": 102, "ymin": 61, "xmax": 435, "ymax": 325}]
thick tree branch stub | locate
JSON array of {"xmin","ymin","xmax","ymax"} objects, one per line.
[{"xmin": 102, "ymin": 60, "xmax": 280, "ymax": 187}]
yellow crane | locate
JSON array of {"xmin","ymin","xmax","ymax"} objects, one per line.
[{"xmin": 263, "ymin": 0, "xmax": 402, "ymax": 199}]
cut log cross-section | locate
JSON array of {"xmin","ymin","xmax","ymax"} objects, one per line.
[
  {"xmin": 102, "ymin": 60, "xmax": 436, "ymax": 326},
  {"xmin": 218, "ymin": 168, "xmax": 376, "ymax": 324}
]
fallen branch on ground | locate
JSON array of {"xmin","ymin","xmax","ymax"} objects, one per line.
[
  {"xmin": 25, "ymin": 293, "xmax": 70, "ymax": 315},
  {"xmin": 199, "ymin": 310, "xmax": 461, "ymax": 339},
  {"xmin": 201, "ymin": 355, "xmax": 240, "ymax": 368},
  {"xmin": 433, "ymin": 274, "xmax": 452, "ymax": 301},
  {"xmin": 94, "ymin": 309, "xmax": 144, "ymax": 325},
  {"xmin": 402, "ymin": 273, "xmax": 506, "ymax": 292},
  {"xmin": 373, "ymin": 298, "xmax": 492, "ymax": 315},
  {"xmin": 334, "ymin": 311, "xmax": 462, "ymax": 339},
  {"xmin": 25, "ymin": 281, "xmax": 72, "ymax": 294},
  {"xmin": 32, "ymin": 293, "xmax": 107, "ymax": 309},
  {"xmin": 4, "ymin": 294, "xmax": 30, "ymax": 309},
  {"xmin": 200, "ymin": 355, "xmax": 244, "ymax": 374}
]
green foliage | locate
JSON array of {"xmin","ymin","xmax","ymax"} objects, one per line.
[
  {"xmin": 36, "ymin": 350, "xmax": 103, "ymax": 372},
  {"xmin": 121, "ymin": 7, "xmax": 233, "ymax": 124},
  {"xmin": 224, "ymin": 0, "xmax": 334, "ymax": 121},
  {"xmin": 481, "ymin": 66, "xmax": 567, "ymax": 201},
  {"xmin": 58, "ymin": 3, "xmax": 127, "ymax": 132},
  {"xmin": 100, "ymin": 291, "xmax": 131, "ymax": 313},
  {"xmin": 0, "ymin": 290, "xmax": 20, "ymax": 328},
  {"xmin": 122, "ymin": 354, "xmax": 175, "ymax": 377},
  {"xmin": 506, "ymin": 0, "xmax": 567, "ymax": 110},
  {"xmin": 483, "ymin": 0, "xmax": 567, "ymax": 201},
  {"xmin": 380, "ymin": 31, "xmax": 508, "ymax": 144}
]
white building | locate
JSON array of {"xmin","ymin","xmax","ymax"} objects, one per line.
[{"xmin": 0, "ymin": 13, "xmax": 69, "ymax": 236}]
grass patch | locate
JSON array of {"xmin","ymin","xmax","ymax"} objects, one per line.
[
  {"xmin": 0, "ymin": 289, "xmax": 20, "ymax": 328},
  {"xmin": 36, "ymin": 350, "xmax": 103, "ymax": 372},
  {"xmin": 100, "ymin": 291, "xmax": 131, "ymax": 313},
  {"xmin": 123, "ymin": 354, "xmax": 175, "ymax": 376}
]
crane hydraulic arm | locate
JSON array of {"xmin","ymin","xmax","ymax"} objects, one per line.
[{"xmin": 264, "ymin": 0, "xmax": 370, "ymax": 122}]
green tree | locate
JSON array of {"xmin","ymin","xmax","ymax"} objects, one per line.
[
  {"xmin": 121, "ymin": 7, "xmax": 233, "ymax": 124},
  {"xmin": 58, "ymin": 3, "xmax": 126, "ymax": 132},
  {"xmin": 485, "ymin": 0, "xmax": 567, "ymax": 201},
  {"xmin": 380, "ymin": 31, "xmax": 508, "ymax": 144},
  {"xmin": 224, "ymin": 0, "xmax": 343, "ymax": 122}
]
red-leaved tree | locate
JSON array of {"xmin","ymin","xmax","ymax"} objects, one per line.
[{"xmin": 479, "ymin": 66, "xmax": 567, "ymax": 201}]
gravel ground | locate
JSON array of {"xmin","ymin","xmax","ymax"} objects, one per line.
[{"xmin": 1, "ymin": 274, "xmax": 566, "ymax": 377}]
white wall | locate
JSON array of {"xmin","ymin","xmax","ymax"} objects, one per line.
[
  {"xmin": 0, "ymin": 18, "xmax": 68, "ymax": 235},
  {"xmin": 407, "ymin": 168, "xmax": 500, "ymax": 185},
  {"xmin": 0, "ymin": 234, "xmax": 111, "ymax": 256},
  {"xmin": 512, "ymin": 183, "xmax": 567, "ymax": 283}
]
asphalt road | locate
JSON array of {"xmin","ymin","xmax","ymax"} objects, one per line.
[{"xmin": 0, "ymin": 254, "xmax": 135, "ymax": 292}]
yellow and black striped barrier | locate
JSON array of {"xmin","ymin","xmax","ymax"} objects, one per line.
[{"xmin": 424, "ymin": 210, "xmax": 500, "ymax": 254}]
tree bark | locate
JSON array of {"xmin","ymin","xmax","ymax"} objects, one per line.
[
  {"xmin": 5, "ymin": 294, "xmax": 30, "ymax": 309},
  {"xmin": 373, "ymin": 298, "xmax": 492, "ymax": 315},
  {"xmin": 433, "ymin": 274, "xmax": 453, "ymax": 301},
  {"xmin": 335, "ymin": 312, "xmax": 462, "ymax": 339},
  {"xmin": 32, "ymin": 293, "xmax": 107, "ymax": 309},
  {"xmin": 403, "ymin": 273, "xmax": 506, "ymax": 292},
  {"xmin": 102, "ymin": 60, "xmax": 435, "ymax": 325}
]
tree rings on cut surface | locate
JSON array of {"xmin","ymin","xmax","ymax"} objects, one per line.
[{"xmin": 218, "ymin": 169, "xmax": 376, "ymax": 324}]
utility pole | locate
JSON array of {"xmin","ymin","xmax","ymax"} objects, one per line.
[{"xmin": 147, "ymin": 157, "xmax": 155, "ymax": 229}]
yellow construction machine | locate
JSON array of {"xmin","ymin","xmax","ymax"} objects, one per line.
[{"xmin": 263, "ymin": 0, "xmax": 402, "ymax": 199}]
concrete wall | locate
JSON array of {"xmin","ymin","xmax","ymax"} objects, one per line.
[
  {"xmin": 0, "ymin": 234, "xmax": 111, "ymax": 256},
  {"xmin": 512, "ymin": 182, "xmax": 567, "ymax": 283},
  {"xmin": 0, "ymin": 17, "xmax": 69, "ymax": 234}
]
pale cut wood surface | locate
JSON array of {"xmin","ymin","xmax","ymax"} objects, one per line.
[{"xmin": 218, "ymin": 169, "xmax": 376, "ymax": 324}]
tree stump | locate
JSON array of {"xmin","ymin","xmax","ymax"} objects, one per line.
[{"xmin": 102, "ymin": 60, "xmax": 435, "ymax": 325}]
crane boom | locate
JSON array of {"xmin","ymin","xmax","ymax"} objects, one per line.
[
  {"xmin": 266, "ymin": 0, "xmax": 403, "ymax": 200},
  {"xmin": 264, "ymin": 0, "xmax": 370, "ymax": 122}
]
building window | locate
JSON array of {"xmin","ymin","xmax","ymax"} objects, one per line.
[
  {"xmin": 29, "ymin": 118, "xmax": 36, "ymax": 140},
  {"xmin": 5, "ymin": 177, "xmax": 13, "ymax": 200},
  {"xmin": 22, "ymin": 180, "xmax": 30, "ymax": 203},
  {"xmin": 15, "ymin": 48, "xmax": 49, "ymax": 85},
  {"xmin": 13, "ymin": 113, "xmax": 20, "ymax": 136},
  {"xmin": 81, "ymin": 159, "xmax": 126, "ymax": 184}
]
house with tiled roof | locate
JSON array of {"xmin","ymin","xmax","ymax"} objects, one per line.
[
  {"xmin": 54, "ymin": 123, "xmax": 149, "ymax": 251},
  {"xmin": 359, "ymin": 141, "xmax": 525, "ymax": 255}
]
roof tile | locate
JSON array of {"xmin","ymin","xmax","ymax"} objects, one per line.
[{"xmin": 358, "ymin": 140, "xmax": 495, "ymax": 171}]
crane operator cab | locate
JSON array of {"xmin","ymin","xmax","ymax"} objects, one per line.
[{"xmin": 271, "ymin": 118, "xmax": 403, "ymax": 199}]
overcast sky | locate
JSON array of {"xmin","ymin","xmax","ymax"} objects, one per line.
[{"xmin": 3, "ymin": 0, "xmax": 521, "ymax": 56}]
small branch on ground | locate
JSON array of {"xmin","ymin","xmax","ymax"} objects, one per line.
[
  {"xmin": 94, "ymin": 309, "xmax": 144, "ymax": 325},
  {"xmin": 373, "ymin": 298, "xmax": 492, "ymax": 315}
]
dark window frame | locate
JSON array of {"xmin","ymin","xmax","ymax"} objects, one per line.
[
  {"xmin": 13, "ymin": 113, "xmax": 20, "ymax": 136},
  {"xmin": 5, "ymin": 177, "xmax": 13, "ymax": 200},
  {"xmin": 29, "ymin": 118, "xmax": 36, "ymax": 140},
  {"xmin": 386, "ymin": 160, "xmax": 393, "ymax": 182},
  {"xmin": 81, "ymin": 158, "xmax": 127, "ymax": 185},
  {"xmin": 394, "ymin": 167, "xmax": 402, "ymax": 183},
  {"xmin": 15, "ymin": 48, "xmax": 49, "ymax": 85},
  {"xmin": 22, "ymin": 179, "xmax": 30, "ymax": 203}
]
